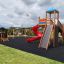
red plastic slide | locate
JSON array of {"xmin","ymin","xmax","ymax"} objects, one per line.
[{"xmin": 26, "ymin": 25, "xmax": 43, "ymax": 42}]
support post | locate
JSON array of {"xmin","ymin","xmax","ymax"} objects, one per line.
[{"xmin": 53, "ymin": 25, "xmax": 58, "ymax": 47}]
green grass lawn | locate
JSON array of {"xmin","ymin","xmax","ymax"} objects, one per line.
[{"xmin": 0, "ymin": 44, "xmax": 64, "ymax": 64}]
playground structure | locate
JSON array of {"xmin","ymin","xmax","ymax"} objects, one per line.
[{"xmin": 27, "ymin": 9, "xmax": 64, "ymax": 50}]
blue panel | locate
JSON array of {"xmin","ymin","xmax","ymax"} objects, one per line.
[{"xmin": 39, "ymin": 22, "xmax": 46, "ymax": 24}]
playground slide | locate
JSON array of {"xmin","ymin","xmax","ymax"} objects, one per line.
[
  {"xmin": 57, "ymin": 20, "xmax": 64, "ymax": 37},
  {"xmin": 58, "ymin": 21, "xmax": 64, "ymax": 38},
  {"xmin": 58, "ymin": 21, "xmax": 63, "ymax": 31},
  {"xmin": 39, "ymin": 25, "xmax": 53, "ymax": 50},
  {"xmin": 26, "ymin": 25, "xmax": 43, "ymax": 42}
]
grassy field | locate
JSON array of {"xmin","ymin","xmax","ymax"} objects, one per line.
[{"xmin": 0, "ymin": 44, "xmax": 64, "ymax": 64}]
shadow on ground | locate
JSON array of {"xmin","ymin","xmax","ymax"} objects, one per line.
[{"xmin": 0, "ymin": 37, "xmax": 64, "ymax": 63}]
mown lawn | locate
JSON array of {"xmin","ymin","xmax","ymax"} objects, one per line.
[{"xmin": 0, "ymin": 44, "xmax": 64, "ymax": 64}]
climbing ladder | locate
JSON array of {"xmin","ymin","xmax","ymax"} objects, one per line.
[{"xmin": 39, "ymin": 25, "xmax": 53, "ymax": 50}]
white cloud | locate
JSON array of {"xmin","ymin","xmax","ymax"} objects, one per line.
[
  {"xmin": 22, "ymin": 0, "xmax": 36, "ymax": 5},
  {"xmin": 37, "ymin": 0, "xmax": 51, "ymax": 6},
  {"xmin": 0, "ymin": 0, "xmax": 64, "ymax": 28}
]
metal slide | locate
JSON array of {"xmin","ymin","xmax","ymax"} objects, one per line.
[{"xmin": 39, "ymin": 25, "xmax": 53, "ymax": 50}]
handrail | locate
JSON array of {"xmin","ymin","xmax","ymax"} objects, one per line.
[{"xmin": 58, "ymin": 21, "xmax": 63, "ymax": 30}]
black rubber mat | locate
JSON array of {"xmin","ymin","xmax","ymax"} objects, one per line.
[{"xmin": 0, "ymin": 37, "xmax": 64, "ymax": 63}]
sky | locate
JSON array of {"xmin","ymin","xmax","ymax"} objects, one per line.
[{"xmin": 0, "ymin": 0, "xmax": 64, "ymax": 28}]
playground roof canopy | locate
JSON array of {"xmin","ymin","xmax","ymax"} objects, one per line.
[{"xmin": 46, "ymin": 8, "xmax": 59, "ymax": 14}]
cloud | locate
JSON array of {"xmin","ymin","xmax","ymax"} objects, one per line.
[
  {"xmin": 37, "ymin": 0, "xmax": 51, "ymax": 6},
  {"xmin": 0, "ymin": 0, "xmax": 64, "ymax": 28},
  {"xmin": 22, "ymin": 0, "xmax": 36, "ymax": 5}
]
